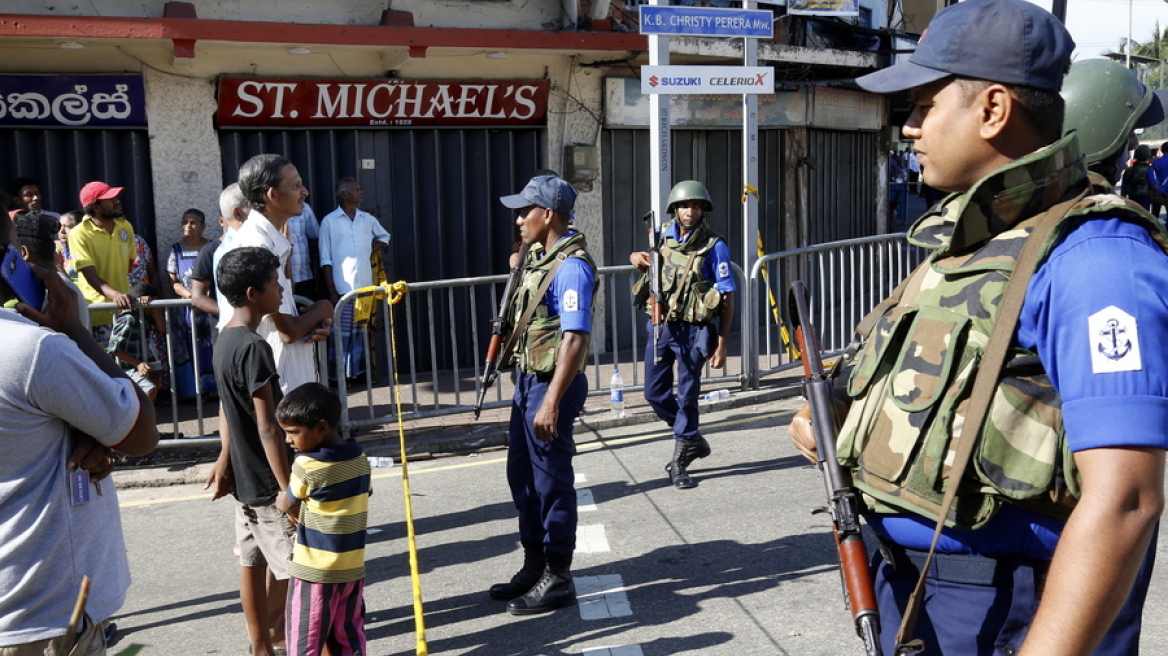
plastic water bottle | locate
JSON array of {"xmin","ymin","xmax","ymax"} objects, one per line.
[
  {"xmin": 703, "ymin": 388, "xmax": 730, "ymax": 402},
  {"xmin": 610, "ymin": 367, "xmax": 626, "ymax": 418}
]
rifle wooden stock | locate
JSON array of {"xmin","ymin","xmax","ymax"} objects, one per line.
[
  {"xmin": 788, "ymin": 280, "xmax": 882, "ymax": 656},
  {"xmin": 643, "ymin": 210, "xmax": 664, "ymax": 364},
  {"xmin": 474, "ymin": 243, "xmax": 530, "ymax": 419}
]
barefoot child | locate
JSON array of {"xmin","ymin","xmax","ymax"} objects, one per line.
[
  {"xmin": 213, "ymin": 246, "xmax": 294, "ymax": 656},
  {"xmin": 275, "ymin": 382, "xmax": 371, "ymax": 656}
]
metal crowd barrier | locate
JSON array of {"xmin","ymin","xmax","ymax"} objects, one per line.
[
  {"xmin": 87, "ymin": 296, "xmax": 325, "ymax": 441},
  {"xmin": 81, "ymin": 234, "xmax": 928, "ymax": 439},
  {"xmin": 332, "ymin": 263, "xmax": 751, "ymax": 437},
  {"xmin": 746, "ymin": 233, "xmax": 927, "ymax": 383}
]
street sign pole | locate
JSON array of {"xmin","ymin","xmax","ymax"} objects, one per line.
[
  {"xmin": 648, "ymin": 0, "xmax": 671, "ymax": 238},
  {"xmin": 742, "ymin": 1, "xmax": 760, "ymax": 387}
]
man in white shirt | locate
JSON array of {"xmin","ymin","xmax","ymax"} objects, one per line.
[
  {"xmin": 319, "ymin": 177, "xmax": 390, "ymax": 381},
  {"xmin": 222, "ymin": 154, "xmax": 333, "ymax": 393}
]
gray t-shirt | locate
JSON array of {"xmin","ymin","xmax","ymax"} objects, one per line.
[{"xmin": 0, "ymin": 311, "xmax": 140, "ymax": 646}]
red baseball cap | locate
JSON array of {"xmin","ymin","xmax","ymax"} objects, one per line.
[{"xmin": 79, "ymin": 181, "xmax": 123, "ymax": 208}]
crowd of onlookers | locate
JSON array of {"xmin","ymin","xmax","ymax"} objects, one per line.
[
  {"xmin": 3, "ymin": 172, "xmax": 391, "ymax": 406},
  {"xmin": 1121, "ymin": 141, "xmax": 1168, "ymax": 220},
  {"xmin": 2, "ymin": 155, "xmax": 379, "ymax": 656}
]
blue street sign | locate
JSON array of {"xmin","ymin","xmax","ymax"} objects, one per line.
[{"xmin": 639, "ymin": 6, "xmax": 774, "ymax": 39}]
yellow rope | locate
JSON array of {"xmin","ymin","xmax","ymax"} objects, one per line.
[
  {"xmin": 372, "ymin": 281, "xmax": 428, "ymax": 655},
  {"xmin": 742, "ymin": 184, "xmax": 797, "ymax": 357},
  {"xmin": 741, "ymin": 182, "xmax": 760, "ymax": 204}
]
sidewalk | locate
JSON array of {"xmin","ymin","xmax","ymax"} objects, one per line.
[{"xmin": 112, "ymin": 371, "xmax": 806, "ymax": 489}]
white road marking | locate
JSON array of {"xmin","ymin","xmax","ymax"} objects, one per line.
[
  {"xmin": 576, "ymin": 524, "xmax": 610, "ymax": 553},
  {"xmin": 582, "ymin": 646, "xmax": 644, "ymax": 656},
  {"xmin": 578, "ymin": 487, "xmax": 596, "ymax": 512},
  {"xmin": 575, "ymin": 473, "xmax": 587, "ymax": 484},
  {"xmin": 575, "ymin": 574, "xmax": 632, "ymax": 620}
]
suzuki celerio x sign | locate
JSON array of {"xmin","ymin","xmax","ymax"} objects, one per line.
[{"xmin": 640, "ymin": 66, "xmax": 775, "ymax": 95}]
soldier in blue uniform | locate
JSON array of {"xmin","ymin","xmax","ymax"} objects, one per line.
[
  {"xmin": 789, "ymin": 0, "xmax": 1168, "ymax": 654},
  {"xmin": 630, "ymin": 180, "xmax": 736, "ymax": 489},
  {"xmin": 488, "ymin": 175, "xmax": 596, "ymax": 615}
]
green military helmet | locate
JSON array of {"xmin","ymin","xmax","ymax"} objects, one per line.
[
  {"xmin": 1061, "ymin": 58, "xmax": 1155, "ymax": 165},
  {"xmin": 667, "ymin": 180, "xmax": 714, "ymax": 214}
]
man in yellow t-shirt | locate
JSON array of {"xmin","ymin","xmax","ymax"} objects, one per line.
[{"xmin": 68, "ymin": 181, "xmax": 136, "ymax": 336}]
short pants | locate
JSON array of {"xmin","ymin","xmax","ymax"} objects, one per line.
[
  {"xmin": 235, "ymin": 498, "xmax": 294, "ymax": 580},
  {"xmin": 0, "ymin": 613, "xmax": 106, "ymax": 656}
]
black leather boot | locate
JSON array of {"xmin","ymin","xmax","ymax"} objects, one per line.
[
  {"xmin": 665, "ymin": 439, "xmax": 697, "ymax": 489},
  {"xmin": 677, "ymin": 434, "xmax": 711, "ymax": 468},
  {"xmin": 488, "ymin": 546, "xmax": 545, "ymax": 601},
  {"xmin": 506, "ymin": 566, "xmax": 575, "ymax": 615}
]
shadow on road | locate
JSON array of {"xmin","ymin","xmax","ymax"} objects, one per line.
[{"xmin": 365, "ymin": 533, "xmax": 837, "ymax": 655}]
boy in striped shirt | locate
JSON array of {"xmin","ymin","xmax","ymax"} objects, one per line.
[{"xmin": 276, "ymin": 382, "xmax": 372, "ymax": 656}]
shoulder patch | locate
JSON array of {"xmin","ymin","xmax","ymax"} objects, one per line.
[
  {"xmin": 1088, "ymin": 306, "xmax": 1142, "ymax": 374},
  {"xmin": 562, "ymin": 289, "xmax": 579, "ymax": 312},
  {"xmin": 717, "ymin": 261, "xmax": 730, "ymax": 279}
]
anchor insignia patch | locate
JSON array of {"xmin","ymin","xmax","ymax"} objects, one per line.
[{"xmin": 1089, "ymin": 306, "xmax": 1141, "ymax": 374}]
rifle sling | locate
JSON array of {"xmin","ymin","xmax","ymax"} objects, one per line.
[
  {"xmin": 893, "ymin": 189, "xmax": 1089, "ymax": 653},
  {"xmin": 496, "ymin": 250, "xmax": 573, "ymax": 372}
]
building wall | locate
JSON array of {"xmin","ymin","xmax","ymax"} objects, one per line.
[
  {"xmin": 142, "ymin": 69, "xmax": 223, "ymax": 253},
  {"xmin": 0, "ymin": 40, "xmax": 608, "ymax": 264},
  {"xmin": 0, "ymin": 0, "xmax": 570, "ymax": 29},
  {"xmin": 0, "ymin": 0, "xmax": 892, "ymax": 271}
]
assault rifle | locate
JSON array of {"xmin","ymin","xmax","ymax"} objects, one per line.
[
  {"xmin": 788, "ymin": 280, "xmax": 882, "ymax": 656},
  {"xmin": 474, "ymin": 242, "xmax": 530, "ymax": 420},
  {"xmin": 643, "ymin": 209, "xmax": 664, "ymax": 364}
]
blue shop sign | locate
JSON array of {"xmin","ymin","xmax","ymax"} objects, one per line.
[
  {"xmin": 639, "ymin": 5, "xmax": 773, "ymax": 39},
  {"xmin": 0, "ymin": 75, "xmax": 146, "ymax": 128}
]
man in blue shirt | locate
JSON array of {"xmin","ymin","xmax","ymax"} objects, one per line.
[
  {"xmin": 789, "ymin": 1, "xmax": 1168, "ymax": 654},
  {"xmin": 630, "ymin": 180, "xmax": 736, "ymax": 489},
  {"xmin": 489, "ymin": 176, "xmax": 596, "ymax": 616},
  {"xmin": 287, "ymin": 203, "xmax": 320, "ymax": 300},
  {"xmin": 1150, "ymin": 142, "xmax": 1168, "ymax": 221}
]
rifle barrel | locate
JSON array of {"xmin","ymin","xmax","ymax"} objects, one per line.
[
  {"xmin": 474, "ymin": 243, "xmax": 530, "ymax": 420},
  {"xmin": 788, "ymin": 280, "xmax": 883, "ymax": 656}
]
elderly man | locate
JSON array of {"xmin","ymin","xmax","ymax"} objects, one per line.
[
  {"xmin": 216, "ymin": 155, "xmax": 333, "ymax": 394},
  {"xmin": 319, "ymin": 177, "xmax": 390, "ymax": 381}
]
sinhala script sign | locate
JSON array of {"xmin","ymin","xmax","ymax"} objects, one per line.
[
  {"xmin": 0, "ymin": 74, "xmax": 145, "ymax": 128},
  {"xmin": 641, "ymin": 66, "xmax": 775, "ymax": 95}
]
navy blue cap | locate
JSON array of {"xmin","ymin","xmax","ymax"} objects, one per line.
[
  {"xmin": 1137, "ymin": 89, "xmax": 1168, "ymax": 128},
  {"xmin": 856, "ymin": 0, "xmax": 1075, "ymax": 94},
  {"xmin": 499, "ymin": 175, "xmax": 577, "ymax": 215}
]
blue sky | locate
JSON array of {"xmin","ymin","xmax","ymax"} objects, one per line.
[{"xmin": 1026, "ymin": 0, "xmax": 1168, "ymax": 58}]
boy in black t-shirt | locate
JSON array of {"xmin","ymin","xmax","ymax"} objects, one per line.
[{"xmin": 212, "ymin": 246, "xmax": 294, "ymax": 656}]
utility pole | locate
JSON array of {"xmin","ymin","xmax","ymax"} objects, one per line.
[{"xmin": 1051, "ymin": 0, "xmax": 1067, "ymax": 22}]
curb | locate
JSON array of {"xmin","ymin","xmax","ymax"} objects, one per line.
[
  {"xmin": 362, "ymin": 381, "xmax": 804, "ymax": 459},
  {"xmin": 113, "ymin": 380, "xmax": 804, "ymax": 488}
]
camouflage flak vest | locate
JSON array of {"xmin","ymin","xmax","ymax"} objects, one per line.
[
  {"xmin": 508, "ymin": 232, "xmax": 597, "ymax": 376},
  {"xmin": 656, "ymin": 220, "xmax": 724, "ymax": 324},
  {"xmin": 836, "ymin": 135, "xmax": 1168, "ymax": 530}
]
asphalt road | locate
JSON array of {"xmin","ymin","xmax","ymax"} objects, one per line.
[{"xmin": 110, "ymin": 398, "xmax": 1168, "ymax": 656}]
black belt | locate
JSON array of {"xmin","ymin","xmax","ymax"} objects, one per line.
[{"xmin": 878, "ymin": 540, "xmax": 1049, "ymax": 588}]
